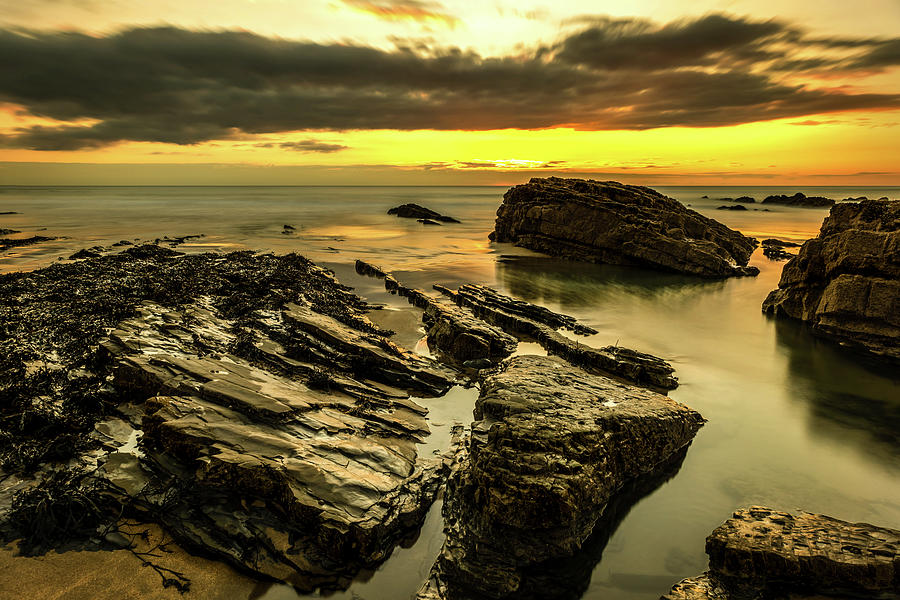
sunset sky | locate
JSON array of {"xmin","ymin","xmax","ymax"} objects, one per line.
[{"xmin": 1, "ymin": 0, "xmax": 898, "ymax": 185}]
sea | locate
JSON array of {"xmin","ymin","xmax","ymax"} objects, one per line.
[{"xmin": 1, "ymin": 185, "xmax": 899, "ymax": 600}]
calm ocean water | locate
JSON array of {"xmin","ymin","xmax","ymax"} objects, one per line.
[{"xmin": 2, "ymin": 185, "xmax": 899, "ymax": 599}]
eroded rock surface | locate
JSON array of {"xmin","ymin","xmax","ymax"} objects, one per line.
[
  {"xmin": 763, "ymin": 200, "xmax": 900, "ymax": 363},
  {"xmin": 490, "ymin": 178, "xmax": 759, "ymax": 278},
  {"xmin": 0, "ymin": 247, "xmax": 461, "ymax": 592},
  {"xmin": 419, "ymin": 356, "xmax": 704, "ymax": 599},
  {"xmin": 436, "ymin": 283, "xmax": 678, "ymax": 390},
  {"xmin": 663, "ymin": 506, "xmax": 900, "ymax": 600},
  {"xmin": 355, "ymin": 260, "xmax": 518, "ymax": 364}
]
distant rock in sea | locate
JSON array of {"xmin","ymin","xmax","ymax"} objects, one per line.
[
  {"xmin": 842, "ymin": 196, "xmax": 868, "ymax": 202},
  {"xmin": 763, "ymin": 199, "xmax": 900, "ymax": 362},
  {"xmin": 761, "ymin": 192, "xmax": 834, "ymax": 207},
  {"xmin": 490, "ymin": 177, "xmax": 759, "ymax": 278},
  {"xmin": 388, "ymin": 203, "xmax": 460, "ymax": 223},
  {"xmin": 716, "ymin": 205, "xmax": 747, "ymax": 211},
  {"xmin": 733, "ymin": 196, "xmax": 755, "ymax": 203}
]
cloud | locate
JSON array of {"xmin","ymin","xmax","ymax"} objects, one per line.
[
  {"xmin": 0, "ymin": 16, "xmax": 898, "ymax": 150},
  {"xmin": 255, "ymin": 140, "xmax": 349, "ymax": 153},
  {"xmin": 340, "ymin": 0, "xmax": 459, "ymax": 27}
]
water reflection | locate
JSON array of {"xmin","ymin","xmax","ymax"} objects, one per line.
[
  {"xmin": 773, "ymin": 318, "xmax": 900, "ymax": 469},
  {"xmin": 495, "ymin": 256, "xmax": 725, "ymax": 309}
]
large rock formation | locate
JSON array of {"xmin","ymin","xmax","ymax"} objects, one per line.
[
  {"xmin": 490, "ymin": 178, "xmax": 759, "ymax": 278},
  {"xmin": 419, "ymin": 356, "xmax": 704, "ymax": 599},
  {"xmin": 0, "ymin": 247, "xmax": 462, "ymax": 592},
  {"xmin": 663, "ymin": 506, "xmax": 900, "ymax": 599},
  {"xmin": 388, "ymin": 203, "xmax": 460, "ymax": 223},
  {"xmin": 763, "ymin": 200, "xmax": 900, "ymax": 363}
]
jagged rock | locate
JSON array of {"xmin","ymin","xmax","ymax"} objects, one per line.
[
  {"xmin": 733, "ymin": 196, "xmax": 755, "ymax": 203},
  {"xmin": 354, "ymin": 260, "xmax": 518, "ymax": 364},
  {"xmin": 1, "ymin": 247, "xmax": 464, "ymax": 592},
  {"xmin": 0, "ymin": 235, "xmax": 56, "ymax": 253},
  {"xmin": 716, "ymin": 205, "xmax": 747, "ymax": 211},
  {"xmin": 762, "ymin": 200, "xmax": 900, "ymax": 363},
  {"xmin": 760, "ymin": 239, "xmax": 799, "ymax": 261},
  {"xmin": 663, "ymin": 506, "xmax": 900, "ymax": 600},
  {"xmin": 490, "ymin": 178, "xmax": 759, "ymax": 278},
  {"xmin": 69, "ymin": 247, "xmax": 103, "ymax": 259},
  {"xmin": 435, "ymin": 284, "xmax": 678, "ymax": 391},
  {"xmin": 388, "ymin": 204, "xmax": 460, "ymax": 223},
  {"xmin": 761, "ymin": 193, "xmax": 834, "ymax": 207},
  {"xmin": 419, "ymin": 356, "xmax": 704, "ymax": 599}
]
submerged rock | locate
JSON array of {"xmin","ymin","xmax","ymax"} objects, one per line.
[
  {"xmin": 761, "ymin": 192, "xmax": 834, "ymax": 207},
  {"xmin": 388, "ymin": 204, "xmax": 460, "ymax": 223},
  {"xmin": 663, "ymin": 506, "xmax": 900, "ymax": 599},
  {"xmin": 491, "ymin": 178, "xmax": 759, "ymax": 278},
  {"xmin": 762, "ymin": 200, "xmax": 900, "ymax": 363},
  {"xmin": 419, "ymin": 356, "xmax": 704, "ymax": 599},
  {"xmin": 0, "ymin": 235, "xmax": 56, "ymax": 253}
]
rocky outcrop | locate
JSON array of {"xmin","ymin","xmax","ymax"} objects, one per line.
[
  {"xmin": 0, "ymin": 235, "xmax": 56, "ymax": 253},
  {"xmin": 388, "ymin": 204, "xmax": 460, "ymax": 223},
  {"xmin": 419, "ymin": 356, "xmax": 704, "ymax": 599},
  {"xmin": 762, "ymin": 192, "xmax": 834, "ymax": 207},
  {"xmin": 0, "ymin": 247, "xmax": 463, "ymax": 592},
  {"xmin": 716, "ymin": 205, "xmax": 747, "ymax": 211},
  {"xmin": 435, "ymin": 283, "xmax": 678, "ymax": 391},
  {"xmin": 760, "ymin": 238, "xmax": 800, "ymax": 261},
  {"xmin": 762, "ymin": 200, "xmax": 900, "ymax": 362},
  {"xmin": 663, "ymin": 506, "xmax": 900, "ymax": 600},
  {"xmin": 355, "ymin": 260, "xmax": 518, "ymax": 364},
  {"xmin": 491, "ymin": 178, "xmax": 758, "ymax": 278}
]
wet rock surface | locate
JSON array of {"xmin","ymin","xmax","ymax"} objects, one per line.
[
  {"xmin": 0, "ymin": 235, "xmax": 57, "ymax": 253},
  {"xmin": 0, "ymin": 246, "xmax": 462, "ymax": 592},
  {"xmin": 663, "ymin": 506, "xmax": 900, "ymax": 600},
  {"xmin": 762, "ymin": 200, "xmax": 900, "ymax": 363},
  {"xmin": 418, "ymin": 356, "xmax": 704, "ymax": 600},
  {"xmin": 388, "ymin": 204, "xmax": 460, "ymax": 223},
  {"xmin": 761, "ymin": 193, "xmax": 834, "ymax": 207},
  {"xmin": 355, "ymin": 260, "xmax": 518, "ymax": 364},
  {"xmin": 491, "ymin": 178, "xmax": 759, "ymax": 278}
]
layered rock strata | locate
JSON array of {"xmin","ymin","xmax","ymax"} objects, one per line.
[
  {"xmin": 490, "ymin": 178, "xmax": 759, "ymax": 278},
  {"xmin": 0, "ymin": 247, "xmax": 462, "ymax": 592},
  {"xmin": 435, "ymin": 283, "xmax": 678, "ymax": 390},
  {"xmin": 355, "ymin": 260, "xmax": 518, "ymax": 364},
  {"xmin": 663, "ymin": 506, "xmax": 900, "ymax": 600},
  {"xmin": 763, "ymin": 200, "xmax": 900, "ymax": 362},
  {"xmin": 418, "ymin": 356, "xmax": 704, "ymax": 599}
]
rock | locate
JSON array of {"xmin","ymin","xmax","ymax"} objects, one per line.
[
  {"xmin": 0, "ymin": 235, "xmax": 56, "ymax": 253},
  {"xmin": 716, "ymin": 205, "xmax": 747, "ymax": 211},
  {"xmin": 663, "ymin": 506, "xmax": 900, "ymax": 600},
  {"xmin": 843, "ymin": 196, "xmax": 868, "ymax": 202},
  {"xmin": 762, "ymin": 200, "xmax": 900, "ymax": 363},
  {"xmin": 733, "ymin": 196, "xmax": 755, "ymax": 203},
  {"xmin": 435, "ymin": 283, "xmax": 678, "ymax": 391},
  {"xmin": 111, "ymin": 239, "xmax": 133, "ymax": 247},
  {"xmin": 490, "ymin": 178, "xmax": 759, "ymax": 278},
  {"xmin": 419, "ymin": 356, "xmax": 704, "ymax": 599},
  {"xmin": 761, "ymin": 192, "xmax": 834, "ymax": 207},
  {"xmin": 355, "ymin": 260, "xmax": 518, "ymax": 365},
  {"xmin": 0, "ymin": 229, "xmax": 19, "ymax": 235},
  {"xmin": 760, "ymin": 238, "xmax": 801, "ymax": 247},
  {"xmin": 69, "ymin": 247, "xmax": 104, "ymax": 259},
  {"xmin": 388, "ymin": 204, "xmax": 460, "ymax": 223}
]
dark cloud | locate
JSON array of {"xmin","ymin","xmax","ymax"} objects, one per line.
[
  {"xmin": 255, "ymin": 140, "xmax": 349, "ymax": 153},
  {"xmin": 0, "ymin": 15, "xmax": 898, "ymax": 150}
]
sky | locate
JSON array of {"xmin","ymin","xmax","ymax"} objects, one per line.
[{"xmin": 0, "ymin": 0, "xmax": 899, "ymax": 185}]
